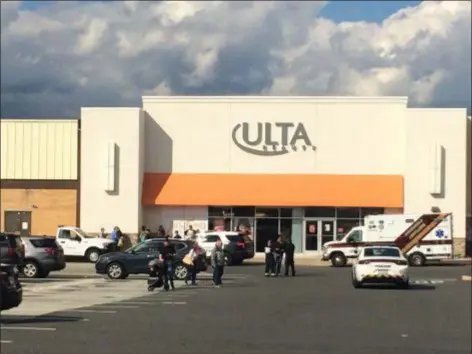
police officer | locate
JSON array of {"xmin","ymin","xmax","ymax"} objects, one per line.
[{"xmin": 160, "ymin": 237, "xmax": 176, "ymax": 291}]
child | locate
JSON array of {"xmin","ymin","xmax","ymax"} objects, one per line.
[{"xmin": 264, "ymin": 240, "xmax": 275, "ymax": 277}]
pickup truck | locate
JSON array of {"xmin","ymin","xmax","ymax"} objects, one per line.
[{"xmin": 54, "ymin": 226, "xmax": 114, "ymax": 263}]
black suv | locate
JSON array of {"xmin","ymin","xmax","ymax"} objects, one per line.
[
  {"xmin": 0, "ymin": 233, "xmax": 25, "ymax": 267},
  {"xmin": 95, "ymin": 239, "xmax": 207, "ymax": 280},
  {"xmin": 0, "ymin": 264, "xmax": 23, "ymax": 311}
]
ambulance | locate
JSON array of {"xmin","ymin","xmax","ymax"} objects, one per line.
[{"xmin": 321, "ymin": 213, "xmax": 453, "ymax": 267}]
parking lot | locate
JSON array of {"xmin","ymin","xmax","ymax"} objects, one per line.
[{"xmin": 0, "ymin": 261, "xmax": 470, "ymax": 354}]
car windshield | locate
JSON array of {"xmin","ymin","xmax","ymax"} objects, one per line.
[
  {"xmin": 74, "ymin": 228, "xmax": 95, "ymax": 238},
  {"xmin": 364, "ymin": 248, "xmax": 401, "ymax": 258}
]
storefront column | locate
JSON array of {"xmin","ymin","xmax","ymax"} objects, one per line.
[{"xmin": 292, "ymin": 208, "xmax": 303, "ymax": 254}]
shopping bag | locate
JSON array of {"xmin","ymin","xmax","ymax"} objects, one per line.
[
  {"xmin": 117, "ymin": 238, "xmax": 123, "ymax": 247},
  {"xmin": 183, "ymin": 254, "xmax": 193, "ymax": 266}
]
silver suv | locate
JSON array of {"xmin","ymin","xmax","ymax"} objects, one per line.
[{"xmin": 22, "ymin": 237, "xmax": 66, "ymax": 278}]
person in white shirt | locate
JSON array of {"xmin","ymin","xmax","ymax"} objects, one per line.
[
  {"xmin": 184, "ymin": 225, "xmax": 195, "ymax": 239},
  {"xmin": 185, "ymin": 242, "xmax": 200, "ymax": 285}
]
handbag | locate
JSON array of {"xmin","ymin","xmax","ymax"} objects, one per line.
[{"xmin": 183, "ymin": 254, "xmax": 193, "ymax": 266}]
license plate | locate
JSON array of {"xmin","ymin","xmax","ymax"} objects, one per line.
[{"xmin": 376, "ymin": 269, "xmax": 389, "ymax": 273}]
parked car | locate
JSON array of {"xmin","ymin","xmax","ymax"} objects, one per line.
[
  {"xmin": 54, "ymin": 226, "xmax": 114, "ymax": 263},
  {"xmin": 352, "ymin": 246, "xmax": 410, "ymax": 289},
  {"xmin": 0, "ymin": 264, "xmax": 23, "ymax": 312},
  {"xmin": 197, "ymin": 231, "xmax": 255, "ymax": 265},
  {"xmin": 95, "ymin": 239, "xmax": 207, "ymax": 280},
  {"xmin": 21, "ymin": 236, "xmax": 66, "ymax": 278},
  {"xmin": 0, "ymin": 233, "xmax": 25, "ymax": 267}
]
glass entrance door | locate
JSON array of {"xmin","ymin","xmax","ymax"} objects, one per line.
[{"xmin": 304, "ymin": 219, "xmax": 336, "ymax": 252}]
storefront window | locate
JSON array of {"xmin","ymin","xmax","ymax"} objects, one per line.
[
  {"xmin": 336, "ymin": 207, "xmax": 360, "ymax": 219},
  {"xmin": 336, "ymin": 219, "xmax": 362, "ymax": 240},
  {"xmin": 208, "ymin": 206, "xmax": 232, "ymax": 217},
  {"xmin": 255, "ymin": 218, "xmax": 278, "ymax": 252},
  {"xmin": 305, "ymin": 207, "xmax": 336, "ymax": 218},
  {"xmin": 232, "ymin": 206, "xmax": 255, "ymax": 217},
  {"xmin": 255, "ymin": 207, "xmax": 279, "ymax": 218},
  {"xmin": 360, "ymin": 208, "xmax": 384, "ymax": 218},
  {"xmin": 233, "ymin": 217, "xmax": 254, "ymax": 240},
  {"xmin": 280, "ymin": 208, "xmax": 293, "ymax": 218},
  {"xmin": 208, "ymin": 217, "xmax": 231, "ymax": 231}
]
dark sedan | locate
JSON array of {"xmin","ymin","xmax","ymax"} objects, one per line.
[
  {"xmin": 0, "ymin": 264, "xmax": 23, "ymax": 311},
  {"xmin": 95, "ymin": 239, "xmax": 207, "ymax": 280}
]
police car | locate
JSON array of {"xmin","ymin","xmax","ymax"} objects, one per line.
[{"xmin": 352, "ymin": 246, "xmax": 409, "ymax": 289}]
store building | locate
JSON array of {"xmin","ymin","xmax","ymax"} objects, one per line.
[
  {"xmin": 79, "ymin": 96, "xmax": 471, "ymax": 255},
  {"xmin": 0, "ymin": 119, "xmax": 80, "ymax": 236}
]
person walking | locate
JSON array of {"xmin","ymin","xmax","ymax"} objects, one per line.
[
  {"xmin": 160, "ymin": 237, "xmax": 176, "ymax": 291},
  {"xmin": 211, "ymin": 239, "xmax": 225, "ymax": 287},
  {"xmin": 264, "ymin": 240, "xmax": 275, "ymax": 277},
  {"xmin": 110, "ymin": 227, "xmax": 120, "ymax": 252},
  {"xmin": 274, "ymin": 235, "xmax": 285, "ymax": 277},
  {"xmin": 139, "ymin": 226, "xmax": 148, "ymax": 243},
  {"xmin": 185, "ymin": 242, "xmax": 200, "ymax": 285},
  {"xmin": 283, "ymin": 238, "xmax": 296, "ymax": 276}
]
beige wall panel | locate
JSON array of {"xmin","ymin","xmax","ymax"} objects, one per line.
[
  {"xmin": 0, "ymin": 189, "xmax": 77, "ymax": 235},
  {"xmin": 0, "ymin": 120, "xmax": 78, "ymax": 180}
]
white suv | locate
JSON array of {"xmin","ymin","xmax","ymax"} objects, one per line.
[{"xmin": 196, "ymin": 231, "xmax": 254, "ymax": 266}]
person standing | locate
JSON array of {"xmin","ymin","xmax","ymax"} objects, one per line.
[
  {"xmin": 139, "ymin": 226, "xmax": 148, "ymax": 243},
  {"xmin": 184, "ymin": 225, "xmax": 195, "ymax": 239},
  {"xmin": 283, "ymin": 238, "xmax": 296, "ymax": 276},
  {"xmin": 110, "ymin": 227, "xmax": 119, "ymax": 252},
  {"xmin": 160, "ymin": 237, "xmax": 176, "ymax": 291},
  {"xmin": 173, "ymin": 230, "xmax": 182, "ymax": 239},
  {"xmin": 99, "ymin": 227, "xmax": 107, "ymax": 238},
  {"xmin": 211, "ymin": 239, "xmax": 225, "ymax": 287},
  {"xmin": 185, "ymin": 242, "xmax": 200, "ymax": 285},
  {"xmin": 274, "ymin": 235, "xmax": 285, "ymax": 277},
  {"xmin": 264, "ymin": 240, "xmax": 275, "ymax": 277}
]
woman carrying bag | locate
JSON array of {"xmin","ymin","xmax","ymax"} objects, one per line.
[{"xmin": 183, "ymin": 242, "xmax": 200, "ymax": 285}]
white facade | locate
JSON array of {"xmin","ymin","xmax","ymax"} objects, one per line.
[
  {"xmin": 79, "ymin": 96, "xmax": 469, "ymax": 244},
  {"xmin": 80, "ymin": 108, "xmax": 145, "ymax": 234}
]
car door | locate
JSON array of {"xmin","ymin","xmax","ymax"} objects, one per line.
[
  {"xmin": 57, "ymin": 230, "xmax": 80, "ymax": 256},
  {"xmin": 200, "ymin": 235, "xmax": 220, "ymax": 257},
  {"xmin": 131, "ymin": 243, "xmax": 160, "ymax": 274}
]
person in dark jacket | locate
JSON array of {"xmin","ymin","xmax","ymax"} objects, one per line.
[
  {"xmin": 283, "ymin": 238, "xmax": 296, "ymax": 276},
  {"xmin": 274, "ymin": 235, "xmax": 285, "ymax": 277},
  {"xmin": 211, "ymin": 240, "xmax": 225, "ymax": 287},
  {"xmin": 159, "ymin": 237, "xmax": 176, "ymax": 290},
  {"xmin": 264, "ymin": 240, "xmax": 275, "ymax": 277}
]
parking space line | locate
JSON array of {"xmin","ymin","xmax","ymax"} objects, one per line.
[
  {"xmin": 65, "ymin": 309, "xmax": 117, "ymax": 314},
  {"xmin": 115, "ymin": 301, "xmax": 152, "ymax": 305},
  {"xmin": 161, "ymin": 301, "xmax": 187, "ymax": 305},
  {"xmin": 0, "ymin": 340, "xmax": 13, "ymax": 344},
  {"xmin": 1, "ymin": 326, "xmax": 56, "ymax": 331}
]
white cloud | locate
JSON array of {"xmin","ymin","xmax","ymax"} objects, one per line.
[{"xmin": 0, "ymin": 0, "xmax": 470, "ymax": 117}]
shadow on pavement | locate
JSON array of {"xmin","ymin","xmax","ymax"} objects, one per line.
[
  {"xmin": 0, "ymin": 315, "xmax": 85, "ymax": 325},
  {"xmin": 360, "ymin": 284, "xmax": 435, "ymax": 291},
  {"xmin": 239, "ymin": 262, "xmax": 265, "ymax": 266},
  {"xmin": 425, "ymin": 262, "xmax": 470, "ymax": 267}
]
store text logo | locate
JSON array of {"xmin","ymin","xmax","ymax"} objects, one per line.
[{"xmin": 231, "ymin": 122, "xmax": 316, "ymax": 156}]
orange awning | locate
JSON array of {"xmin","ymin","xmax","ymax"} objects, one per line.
[{"xmin": 142, "ymin": 173, "xmax": 403, "ymax": 208}]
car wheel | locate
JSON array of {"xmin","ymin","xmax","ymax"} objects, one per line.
[
  {"xmin": 408, "ymin": 253, "xmax": 425, "ymax": 267},
  {"xmin": 23, "ymin": 261, "xmax": 39, "ymax": 278},
  {"xmin": 106, "ymin": 262, "xmax": 125, "ymax": 280},
  {"xmin": 174, "ymin": 264, "xmax": 188, "ymax": 280},
  {"xmin": 330, "ymin": 252, "xmax": 347, "ymax": 267},
  {"xmin": 86, "ymin": 248, "xmax": 101, "ymax": 263},
  {"xmin": 352, "ymin": 273, "xmax": 362, "ymax": 288}
]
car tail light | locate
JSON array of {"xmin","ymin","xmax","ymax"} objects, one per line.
[
  {"xmin": 7, "ymin": 247, "xmax": 15, "ymax": 257},
  {"xmin": 45, "ymin": 248, "xmax": 56, "ymax": 255},
  {"xmin": 236, "ymin": 242, "xmax": 246, "ymax": 248},
  {"xmin": 358, "ymin": 260, "xmax": 371, "ymax": 264}
]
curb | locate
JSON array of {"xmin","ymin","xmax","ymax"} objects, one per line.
[{"xmin": 461, "ymin": 275, "xmax": 472, "ymax": 282}]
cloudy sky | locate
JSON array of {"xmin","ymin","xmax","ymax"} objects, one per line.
[{"xmin": 1, "ymin": 0, "xmax": 470, "ymax": 118}]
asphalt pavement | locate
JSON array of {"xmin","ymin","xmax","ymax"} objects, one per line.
[{"xmin": 1, "ymin": 263, "xmax": 471, "ymax": 354}]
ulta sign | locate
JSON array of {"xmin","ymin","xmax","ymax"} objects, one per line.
[{"xmin": 231, "ymin": 122, "xmax": 316, "ymax": 156}]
